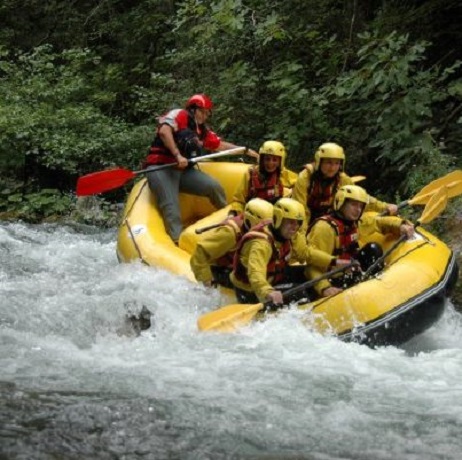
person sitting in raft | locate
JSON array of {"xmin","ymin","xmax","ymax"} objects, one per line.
[
  {"xmin": 228, "ymin": 140, "xmax": 296, "ymax": 217},
  {"xmin": 143, "ymin": 93, "xmax": 259, "ymax": 244},
  {"xmin": 230, "ymin": 197, "xmax": 345, "ymax": 306},
  {"xmin": 291, "ymin": 142, "xmax": 398, "ymax": 234},
  {"xmin": 190, "ymin": 198, "xmax": 274, "ymax": 288},
  {"xmin": 305, "ymin": 185, "xmax": 415, "ymax": 298}
]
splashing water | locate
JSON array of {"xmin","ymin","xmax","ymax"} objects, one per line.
[{"xmin": 1, "ymin": 222, "xmax": 462, "ymax": 460}]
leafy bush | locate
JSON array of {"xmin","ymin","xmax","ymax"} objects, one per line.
[
  {"xmin": 0, "ymin": 45, "xmax": 150, "ymax": 184},
  {"xmin": 321, "ymin": 31, "xmax": 461, "ymax": 195},
  {"xmin": 0, "ymin": 181, "xmax": 74, "ymax": 222}
]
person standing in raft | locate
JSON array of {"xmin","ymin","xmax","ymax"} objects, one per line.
[
  {"xmin": 228, "ymin": 140, "xmax": 297, "ymax": 217},
  {"xmin": 305, "ymin": 185, "xmax": 415, "ymax": 298},
  {"xmin": 143, "ymin": 94, "xmax": 259, "ymax": 244},
  {"xmin": 190, "ymin": 198, "xmax": 274, "ymax": 288},
  {"xmin": 230, "ymin": 197, "xmax": 344, "ymax": 306},
  {"xmin": 291, "ymin": 142, "xmax": 398, "ymax": 234}
]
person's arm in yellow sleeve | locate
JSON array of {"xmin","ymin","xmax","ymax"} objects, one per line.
[
  {"xmin": 190, "ymin": 227, "xmax": 237, "ymax": 285},
  {"xmin": 229, "ymin": 167, "xmax": 251, "ymax": 215},
  {"xmin": 280, "ymin": 168, "xmax": 298, "ymax": 188},
  {"xmin": 365, "ymin": 195, "xmax": 398, "ymax": 216},
  {"xmin": 339, "ymin": 173, "xmax": 355, "ymax": 187},
  {"xmin": 371, "ymin": 215, "xmax": 414, "ymax": 238},
  {"xmin": 305, "ymin": 220, "xmax": 338, "ymax": 295},
  {"xmin": 291, "ymin": 168, "xmax": 312, "ymax": 234},
  {"xmin": 291, "ymin": 225, "xmax": 335, "ymax": 269},
  {"xmin": 305, "ymin": 265, "xmax": 332, "ymax": 296},
  {"xmin": 243, "ymin": 238, "xmax": 275, "ymax": 302}
]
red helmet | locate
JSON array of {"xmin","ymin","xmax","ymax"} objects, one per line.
[{"xmin": 185, "ymin": 94, "xmax": 214, "ymax": 110}]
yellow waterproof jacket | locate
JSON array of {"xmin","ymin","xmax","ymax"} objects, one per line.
[
  {"xmin": 190, "ymin": 222, "xmax": 241, "ymax": 283},
  {"xmin": 291, "ymin": 166, "xmax": 390, "ymax": 234},
  {"xmin": 306, "ymin": 214, "xmax": 405, "ymax": 295},
  {"xmin": 230, "ymin": 227, "xmax": 334, "ymax": 302},
  {"xmin": 229, "ymin": 166, "xmax": 297, "ymax": 215}
]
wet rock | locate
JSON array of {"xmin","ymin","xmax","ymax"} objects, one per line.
[{"xmin": 117, "ymin": 305, "xmax": 152, "ymax": 337}]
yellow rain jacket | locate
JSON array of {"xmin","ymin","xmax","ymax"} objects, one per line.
[
  {"xmin": 230, "ymin": 227, "xmax": 334, "ymax": 302},
  {"xmin": 229, "ymin": 166, "xmax": 297, "ymax": 215},
  {"xmin": 190, "ymin": 220, "xmax": 242, "ymax": 283},
  {"xmin": 306, "ymin": 214, "xmax": 407, "ymax": 295},
  {"xmin": 291, "ymin": 165, "xmax": 390, "ymax": 234}
]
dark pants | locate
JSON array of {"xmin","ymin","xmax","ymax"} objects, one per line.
[{"xmin": 147, "ymin": 166, "xmax": 227, "ymax": 243}]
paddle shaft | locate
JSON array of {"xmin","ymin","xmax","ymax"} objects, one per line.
[
  {"xmin": 246, "ymin": 261, "xmax": 356, "ymax": 314},
  {"xmin": 276, "ymin": 261, "xmax": 356, "ymax": 306},
  {"xmin": 394, "ymin": 170, "xmax": 462, "ymax": 211},
  {"xmin": 361, "ymin": 234, "xmax": 406, "ymax": 280},
  {"xmin": 76, "ymin": 147, "xmax": 246, "ymax": 196},
  {"xmin": 136, "ymin": 147, "xmax": 247, "ymax": 175},
  {"xmin": 197, "ymin": 261, "xmax": 356, "ymax": 332}
]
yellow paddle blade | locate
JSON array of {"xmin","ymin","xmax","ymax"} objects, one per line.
[
  {"xmin": 418, "ymin": 186, "xmax": 448, "ymax": 225},
  {"xmin": 197, "ymin": 302, "xmax": 263, "ymax": 332},
  {"xmin": 409, "ymin": 170, "xmax": 462, "ymax": 205},
  {"xmin": 351, "ymin": 175, "xmax": 366, "ymax": 184}
]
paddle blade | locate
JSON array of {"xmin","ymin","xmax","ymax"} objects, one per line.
[
  {"xmin": 408, "ymin": 170, "xmax": 462, "ymax": 205},
  {"xmin": 197, "ymin": 303, "xmax": 263, "ymax": 332},
  {"xmin": 351, "ymin": 175, "xmax": 366, "ymax": 184},
  {"xmin": 76, "ymin": 168, "xmax": 136, "ymax": 196},
  {"xmin": 418, "ymin": 186, "xmax": 448, "ymax": 225}
]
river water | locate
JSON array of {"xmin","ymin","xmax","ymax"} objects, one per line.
[{"xmin": 1, "ymin": 222, "xmax": 462, "ymax": 460}]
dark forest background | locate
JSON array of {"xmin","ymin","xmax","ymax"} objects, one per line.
[{"xmin": 0, "ymin": 0, "xmax": 461, "ymax": 221}]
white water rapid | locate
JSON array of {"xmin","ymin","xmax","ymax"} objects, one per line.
[{"xmin": 1, "ymin": 222, "xmax": 462, "ymax": 460}]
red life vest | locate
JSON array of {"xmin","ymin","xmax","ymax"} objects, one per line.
[
  {"xmin": 213, "ymin": 215, "xmax": 245, "ymax": 268},
  {"xmin": 232, "ymin": 223, "xmax": 292, "ymax": 285},
  {"xmin": 317, "ymin": 214, "xmax": 359, "ymax": 260},
  {"xmin": 305, "ymin": 164, "xmax": 342, "ymax": 223},
  {"xmin": 144, "ymin": 108, "xmax": 219, "ymax": 166},
  {"xmin": 247, "ymin": 167, "xmax": 284, "ymax": 204}
]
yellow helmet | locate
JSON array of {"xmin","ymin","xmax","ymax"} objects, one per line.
[
  {"xmin": 333, "ymin": 185, "xmax": 369, "ymax": 211},
  {"xmin": 273, "ymin": 198, "xmax": 305, "ymax": 229},
  {"xmin": 259, "ymin": 140, "xmax": 286, "ymax": 169},
  {"xmin": 314, "ymin": 142, "xmax": 345, "ymax": 170},
  {"xmin": 244, "ymin": 198, "xmax": 273, "ymax": 228}
]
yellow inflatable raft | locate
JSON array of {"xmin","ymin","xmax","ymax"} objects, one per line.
[
  {"xmin": 300, "ymin": 225, "xmax": 458, "ymax": 346},
  {"xmin": 117, "ymin": 162, "xmax": 260, "ymax": 281},
  {"xmin": 117, "ymin": 162, "xmax": 459, "ymax": 347}
]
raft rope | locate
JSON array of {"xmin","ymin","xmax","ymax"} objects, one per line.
[{"xmin": 122, "ymin": 179, "xmax": 149, "ymax": 265}]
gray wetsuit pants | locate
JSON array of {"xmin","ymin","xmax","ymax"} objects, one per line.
[{"xmin": 147, "ymin": 166, "xmax": 227, "ymax": 243}]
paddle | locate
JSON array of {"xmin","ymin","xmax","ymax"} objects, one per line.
[
  {"xmin": 362, "ymin": 185, "xmax": 449, "ymax": 280},
  {"xmin": 76, "ymin": 147, "xmax": 246, "ymax": 196},
  {"xmin": 197, "ymin": 261, "xmax": 356, "ymax": 333},
  {"xmin": 394, "ymin": 170, "xmax": 462, "ymax": 211},
  {"xmin": 351, "ymin": 175, "xmax": 366, "ymax": 183}
]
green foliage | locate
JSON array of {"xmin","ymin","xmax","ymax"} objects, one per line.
[
  {"xmin": 320, "ymin": 31, "xmax": 461, "ymax": 195},
  {"xmin": 0, "ymin": 45, "xmax": 150, "ymax": 180},
  {"xmin": 0, "ymin": 182, "xmax": 74, "ymax": 222}
]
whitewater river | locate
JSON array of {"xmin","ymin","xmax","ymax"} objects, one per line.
[{"xmin": 1, "ymin": 222, "xmax": 462, "ymax": 460}]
